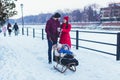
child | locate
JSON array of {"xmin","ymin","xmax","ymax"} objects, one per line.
[
  {"xmin": 53, "ymin": 44, "xmax": 74, "ymax": 57},
  {"xmin": 53, "ymin": 43, "xmax": 78, "ymax": 66},
  {"xmin": 2, "ymin": 26, "xmax": 7, "ymax": 36}
]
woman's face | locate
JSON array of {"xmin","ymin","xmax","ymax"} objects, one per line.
[{"xmin": 63, "ymin": 19, "xmax": 67, "ymax": 23}]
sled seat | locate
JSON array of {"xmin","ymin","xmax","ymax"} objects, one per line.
[{"xmin": 54, "ymin": 55, "xmax": 78, "ymax": 73}]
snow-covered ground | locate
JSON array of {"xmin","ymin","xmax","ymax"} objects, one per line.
[{"xmin": 0, "ymin": 29, "xmax": 120, "ymax": 80}]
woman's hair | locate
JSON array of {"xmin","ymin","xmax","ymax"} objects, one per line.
[
  {"xmin": 66, "ymin": 22, "xmax": 68, "ymax": 29},
  {"xmin": 61, "ymin": 21, "xmax": 69, "ymax": 29}
]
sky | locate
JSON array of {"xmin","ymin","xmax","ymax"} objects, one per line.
[
  {"xmin": 12, "ymin": 0, "xmax": 120, "ymax": 19},
  {"xmin": 0, "ymin": 25, "xmax": 120, "ymax": 80}
]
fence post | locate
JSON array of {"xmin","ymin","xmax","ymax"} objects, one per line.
[
  {"xmin": 27, "ymin": 28, "xmax": 28, "ymax": 36},
  {"xmin": 76, "ymin": 30, "xmax": 79, "ymax": 49},
  {"xmin": 42, "ymin": 29, "xmax": 44, "ymax": 40},
  {"xmin": 22, "ymin": 27, "xmax": 24, "ymax": 35},
  {"xmin": 117, "ymin": 33, "xmax": 120, "ymax": 60},
  {"xmin": 33, "ymin": 28, "xmax": 35, "ymax": 38}
]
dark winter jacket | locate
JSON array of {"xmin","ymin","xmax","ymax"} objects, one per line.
[
  {"xmin": 45, "ymin": 18, "xmax": 60, "ymax": 42},
  {"xmin": 7, "ymin": 23, "xmax": 12, "ymax": 30},
  {"xmin": 13, "ymin": 23, "xmax": 19, "ymax": 31}
]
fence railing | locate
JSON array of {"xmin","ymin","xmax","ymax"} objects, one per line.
[
  {"xmin": 71, "ymin": 30, "xmax": 120, "ymax": 61},
  {"xmin": 21, "ymin": 27, "xmax": 120, "ymax": 61},
  {"xmin": 21, "ymin": 27, "xmax": 45, "ymax": 39}
]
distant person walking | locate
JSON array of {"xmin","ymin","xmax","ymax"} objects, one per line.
[
  {"xmin": 13, "ymin": 23, "xmax": 19, "ymax": 36},
  {"xmin": 45, "ymin": 12, "xmax": 61, "ymax": 64},
  {"xmin": 2, "ymin": 26, "xmax": 7, "ymax": 37},
  {"xmin": 59, "ymin": 16, "xmax": 72, "ymax": 48},
  {"xmin": 7, "ymin": 23, "xmax": 12, "ymax": 36}
]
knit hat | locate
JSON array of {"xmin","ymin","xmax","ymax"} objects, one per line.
[
  {"xmin": 63, "ymin": 44, "xmax": 70, "ymax": 50},
  {"xmin": 64, "ymin": 16, "xmax": 69, "ymax": 22},
  {"xmin": 53, "ymin": 13, "xmax": 61, "ymax": 18}
]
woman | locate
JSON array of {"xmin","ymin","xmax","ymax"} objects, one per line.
[
  {"xmin": 59, "ymin": 16, "xmax": 71, "ymax": 48},
  {"xmin": 7, "ymin": 23, "xmax": 12, "ymax": 36}
]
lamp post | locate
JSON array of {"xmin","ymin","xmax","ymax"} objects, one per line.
[{"xmin": 20, "ymin": 4, "xmax": 24, "ymax": 35}]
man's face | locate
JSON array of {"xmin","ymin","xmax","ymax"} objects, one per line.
[{"xmin": 54, "ymin": 18, "xmax": 60, "ymax": 20}]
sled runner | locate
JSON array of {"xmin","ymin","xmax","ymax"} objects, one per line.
[
  {"xmin": 53, "ymin": 44, "xmax": 79, "ymax": 73},
  {"xmin": 54, "ymin": 56, "xmax": 77, "ymax": 73}
]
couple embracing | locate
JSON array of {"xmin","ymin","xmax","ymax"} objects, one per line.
[{"xmin": 45, "ymin": 12, "xmax": 71, "ymax": 64}]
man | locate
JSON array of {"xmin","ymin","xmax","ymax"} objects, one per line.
[
  {"xmin": 13, "ymin": 22, "xmax": 19, "ymax": 36},
  {"xmin": 45, "ymin": 12, "xmax": 61, "ymax": 64}
]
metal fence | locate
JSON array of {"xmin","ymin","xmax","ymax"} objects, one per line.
[{"xmin": 21, "ymin": 27, "xmax": 120, "ymax": 61}]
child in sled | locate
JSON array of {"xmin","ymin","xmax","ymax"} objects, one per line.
[
  {"xmin": 52, "ymin": 43, "xmax": 79, "ymax": 73},
  {"xmin": 53, "ymin": 43, "xmax": 73, "ymax": 57}
]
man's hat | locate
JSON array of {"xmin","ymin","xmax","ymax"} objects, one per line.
[{"xmin": 53, "ymin": 12, "xmax": 61, "ymax": 18}]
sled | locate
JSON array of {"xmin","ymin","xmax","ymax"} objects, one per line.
[{"xmin": 53, "ymin": 56, "xmax": 77, "ymax": 73}]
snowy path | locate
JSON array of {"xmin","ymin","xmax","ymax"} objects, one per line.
[{"xmin": 0, "ymin": 35, "xmax": 120, "ymax": 80}]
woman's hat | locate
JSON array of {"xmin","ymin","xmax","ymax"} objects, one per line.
[{"xmin": 64, "ymin": 16, "xmax": 69, "ymax": 22}]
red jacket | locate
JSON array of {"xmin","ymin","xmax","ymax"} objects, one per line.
[{"xmin": 59, "ymin": 23, "xmax": 71, "ymax": 47}]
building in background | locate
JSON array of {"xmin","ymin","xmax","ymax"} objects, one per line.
[{"xmin": 100, "ymin": 3, "xmax": 120, "ymax": 21}]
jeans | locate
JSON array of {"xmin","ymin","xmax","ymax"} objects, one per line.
[
  {"xmin": 14, "ymin": 30, "xmax": 18, "ymax": 36},
  {"xmin": 47, "ymin": 40, "xmax": 57, "ymax": 63}
]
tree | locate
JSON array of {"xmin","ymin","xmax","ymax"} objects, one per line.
[
  {"xmin": 71, "ymin": 9, "xmax": 82, "ymax": 22},
  {"xmin": 82, "ymin": 4, "xmax": 100, "ymax": 22},
  {"xmin": 0, "ymin": 0, "xmax": 17, "ymax": 27}
]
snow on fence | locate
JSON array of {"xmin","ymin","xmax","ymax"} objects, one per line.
[{"xmin": 20, "ymin": 27, "xmax": 120, "ymax": 61}]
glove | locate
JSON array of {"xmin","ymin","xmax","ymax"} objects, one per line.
[
  {"xmin": 57, "ymin": 27, "xmax": 61, "ymax": 32},
  {"xmin": 61, "ymin": 53, "xmax": 66, "ymax": 57}
]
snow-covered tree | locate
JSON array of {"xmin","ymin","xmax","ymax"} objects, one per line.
[{"xmin": 0, "ymin": 0, "xmax": 17, "ymax": 27}]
